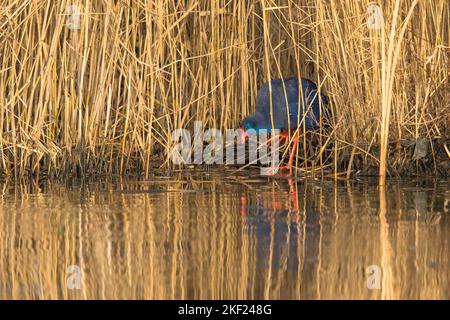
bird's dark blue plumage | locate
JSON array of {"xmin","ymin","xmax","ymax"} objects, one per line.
[{"xmin": 241, "ymin": 78, "xmax": 328, "ymax": 132}]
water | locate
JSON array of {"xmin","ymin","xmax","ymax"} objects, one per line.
[{"xmin": 0, "ymin": 170, "xmax": 448, "ymax": 299}]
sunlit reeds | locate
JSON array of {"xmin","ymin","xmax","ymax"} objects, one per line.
[{"xmin": 0, "ymin": 0, "xmax": 448, "ymax": 179}]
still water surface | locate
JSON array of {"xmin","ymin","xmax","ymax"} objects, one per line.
[{"xmin": 0, "ymin": 170, "xmax": 448, "ymax": 299}]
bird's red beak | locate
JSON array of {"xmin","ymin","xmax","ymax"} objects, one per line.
[{"xmin": 239, "ymin": 127, "xmax": 248, "ymax": 144}]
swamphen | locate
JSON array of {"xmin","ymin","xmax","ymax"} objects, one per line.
[{"xmin": 240, "ymin": 78, "xmax": 329, "ymax": 171}]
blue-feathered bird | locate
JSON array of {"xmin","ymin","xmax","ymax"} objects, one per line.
[{"xmin": 239, "ymin": 78, "xmax": 329, "ymax": 171}]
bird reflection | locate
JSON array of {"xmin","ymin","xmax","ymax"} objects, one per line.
[{"xmin": 239, "ymin": 179, "xmax": 321, "ymax": 280}]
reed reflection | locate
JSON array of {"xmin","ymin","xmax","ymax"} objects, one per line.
[{"xmin": 0, "ymin": 173, "xmax": 448, "ymax": 299}]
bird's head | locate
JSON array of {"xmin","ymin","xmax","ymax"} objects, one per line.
[
  {"xmin": 239, "ymin": 113, "xmax": 270, "ymax": 143},
  {"xmin": 239, "ymin": 116, "xmax": 258, "ymax": 144},
  {"xmin": 240, "ymin": 117, "xmax": 256, "ymax": 131},
  {"xmin": 239, "ymin": 121, "xmax": 249, "ymax": 144}
]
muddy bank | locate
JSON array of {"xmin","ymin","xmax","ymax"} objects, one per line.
[{"xmin": 0, "ymin": 135, "xmax": 448, "ymax": 180}]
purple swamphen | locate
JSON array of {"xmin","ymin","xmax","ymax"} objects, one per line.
[{"xmin": 239, "ymin": 78, "xmax": 329, "ymax": 171}]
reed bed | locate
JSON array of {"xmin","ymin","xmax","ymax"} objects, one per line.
[{"xmin": 0, "ymin": 0, "xmax": 448, "ymax": 180}]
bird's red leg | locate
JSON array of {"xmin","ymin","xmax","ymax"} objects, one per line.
[
  {"xmin": 259, "ymin": 131, "xmax": 298, "ymax": 175},
  {"xmin": 257, "ymin": 133, "xmax": 287, "ymax": 150},
  {"xmin": 278, "ymin": 131, "xmax": 299, "ymax": 173},
  {"xmin": 287, "ymin": 132, "xmax": 299, "ymax": 167}
]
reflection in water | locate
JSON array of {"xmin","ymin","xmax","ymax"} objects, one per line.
[{"xmin": 0, "ymin": 172, "xmax": 448, "ymax": 299}]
